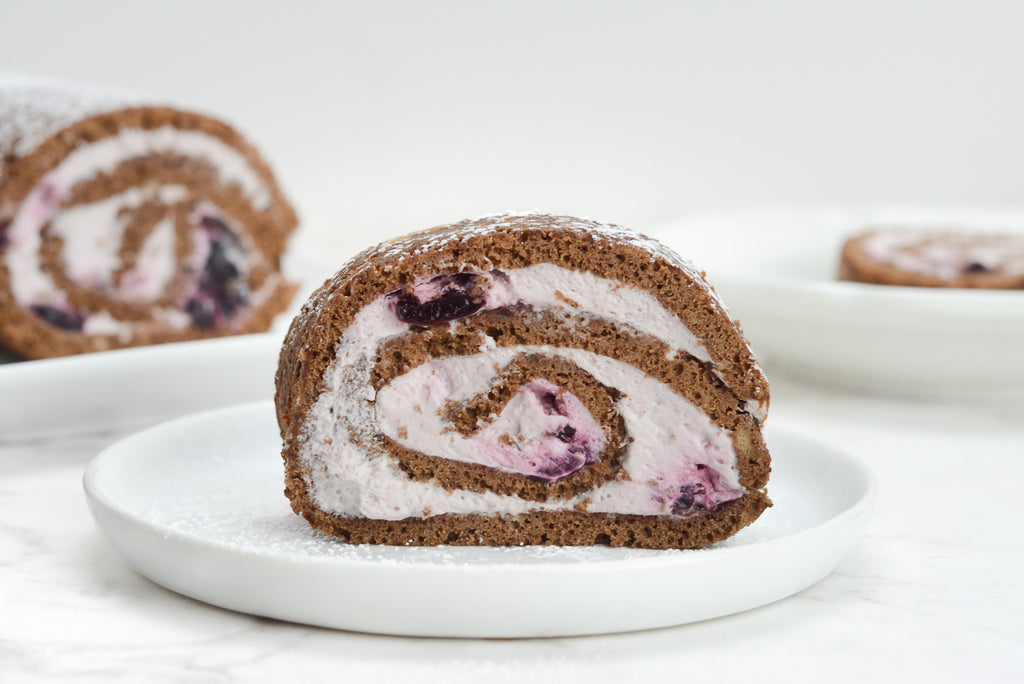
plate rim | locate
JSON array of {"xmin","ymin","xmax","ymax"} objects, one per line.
[
  {"xmin": 0, "ymin": 334, "xmax": 285, "ymax": 440},
  {"xmin": 0, "ymin": 331, "xmax": 281, "ymax": 373}
]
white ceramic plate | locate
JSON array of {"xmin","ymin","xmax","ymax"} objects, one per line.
[
  {"xmin": 0, "ymin": 333, "xmax": 282, "ymax": 440},
  {"xmin": 84, "ymin": 402, "xmax": 875, "ymax": 638},
  {"xmin": 651, "ymin": 207, "xmax": 1024, "ymax": 399}
]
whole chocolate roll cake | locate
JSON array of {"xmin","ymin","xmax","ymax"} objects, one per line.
[{"xmin": 0, "ymin": 74, "xmax": 298, "ymax": 358}]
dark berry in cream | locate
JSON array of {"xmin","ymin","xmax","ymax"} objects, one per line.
[
  {"xmin": 670, "ymin": 463, "xmax": 728, "ymax": 514},
  {"xmin": 387, "ymin": 273, "xmax": 487, "ymax": 326},
  {"xmin": 185, "ymin": 297, "xmax": 216, "ymax": 329},
  {"xmin": 30, "ymin": 304, "xmax": 85, "ymax": 331},
  {"xmin": 963, "ymin": 262, "xmax": 991, "ymax": 274},
  {"xmin": 186, "ymin": 219, "xmax": 250, "ymax": 327}
]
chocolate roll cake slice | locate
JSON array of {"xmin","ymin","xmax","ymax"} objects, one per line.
[
  {"xmin": 0, "ymin": 74, "xmax": 298, "ymax": 358},
  {"xmin": 276, "ymin": 213, "xmax": 771, "ymax": 549},
  {"xmin": 839, "ymin": 229, "xmax": 1024, "ymax": 289}
]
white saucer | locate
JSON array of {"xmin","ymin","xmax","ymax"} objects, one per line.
[
  {"xmin": 83, "ymin": 402, "xmax": 875, "ymax": 638},
  {"xmin": 0, "ymin": 334, "xmax": 282, "ymax": 440},
  {"xmin": 651, "ymin": 206, "xmax": 1024, "ymax": 399}
]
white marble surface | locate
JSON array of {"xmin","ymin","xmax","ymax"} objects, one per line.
[{"xmin": 2, "ymin": 373, "xmax": 1023, "ymax": 683}]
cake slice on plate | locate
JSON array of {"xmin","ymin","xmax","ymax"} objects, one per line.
[{"xmin": 276, "ymin": 213, "xmax": 771, "ymax": 548}]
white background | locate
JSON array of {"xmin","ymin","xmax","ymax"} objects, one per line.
[{"xmin": 2, "ymin": 0, "xmax": 1022, "ymax": 258}]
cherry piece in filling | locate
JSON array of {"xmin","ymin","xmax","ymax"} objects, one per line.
[
  {"xmin": 671, "ymin": 483, "xmax": 708, "ymax": 514},
  {"xmin": 30, "ymin": 304, "xmax": 85, "ymax": 331},
  {"xmin": 533, "ymin": 449, "xmax": 591, "ymax": 481},
  {"xmin": 186, "ymin": 219, "xmax": 249, "ymax": 329},
  {"xmin": 963, "ymin": 262, "xmax": 991, "ymax": 274},
  {"xmin": 522, "ymin": 384, "xmax": 597, "ymax": 482},
  {"xmin": 556, "ymin": 425, "xmax": 577, "ymax": 442},
  {"xmin": 388, "ymin": 273, "xmax": 486, "ymax": 326},
  {"xmin": 670, "ymin": 464, "xmax": 724, "ymax": 514}
]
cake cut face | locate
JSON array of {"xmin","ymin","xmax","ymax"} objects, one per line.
[
  {"xmin": 839, "ymin": 229, "xmax": 1024, "ymax": 289},
  {"xmin": 276, "ymin": 213, "xmax": 771, "ymax": 548},
  {"xmin": 0, "ymin": 75, "xmax": 298, "ymax": 359}
]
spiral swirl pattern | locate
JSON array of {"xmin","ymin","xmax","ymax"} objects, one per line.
[{"xmin": 277, "ymin": 214, "xmax": 771, "ymax": 548}]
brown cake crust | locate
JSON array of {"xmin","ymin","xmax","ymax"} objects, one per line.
[
  {"xmin": 839, "ymin": 228, "xmax": 1024, "ymax": 289},
  {"xmin": 0, "ymin": 102, "xmax": 298, "ymax": 359},
  {"xmin": 299, "ymin": 499, "xmax": 772, "ymax": 549},
  {"xmin": 276, "ymin": 214, "xmax": 771, "ymax": 549}
]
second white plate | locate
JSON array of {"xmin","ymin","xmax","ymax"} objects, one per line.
[
  {"xmin": 84, "ymin": 402, "xmax": 875, "ymax": 638},
  {"xmin": 652, "ymin": 206, "xmax": 1024, "ymax": 399}
]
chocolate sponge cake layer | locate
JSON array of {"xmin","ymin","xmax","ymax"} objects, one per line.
[
  {"xmin": 0, "ymin": 75, "xmax": 298, "ymax": 359},
  {"xmin": 276, "ymin": 213, "xmax": 771, "ymax": 549},
  {"xmin": 299, "ymin": 506, "xmax": 769, "ymax": 549}
]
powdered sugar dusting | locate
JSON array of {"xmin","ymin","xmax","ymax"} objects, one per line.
[
  {"xmin": 0, "ymin": 73, "xmax": 151, "ymax": 185},
  {"xmin": 377, "ymin": 212, "xmax": 710, "ymax": 288}
]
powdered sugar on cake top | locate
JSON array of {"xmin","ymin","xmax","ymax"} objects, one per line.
[
  {"xmin": 0, "ymin": 73, "xmax": 153, "ymax": 185},
  {"xmin": 374, "ymin": 212, "xmax": 716, "ymax": 293},
  {"xmin": 0, "ymin": 74, "xmax": 272, "ymax": 209}
]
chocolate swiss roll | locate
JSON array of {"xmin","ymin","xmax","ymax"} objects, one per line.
[
  {"xmin": 0, "ymin": 74, "xmax": 298, "ymax": 359},
  {"xmin": 839, "ymin": 229, "xmax": 1024, "ymax": 289},
  {"xmin": 276, "ymin": 213, "xmax": 771, "ymax": 549}
]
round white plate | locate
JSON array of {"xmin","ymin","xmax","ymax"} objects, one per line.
[
  {"xmin": 0, "ymin": 333, "xmax": 282, "ymax": 440},
  {"xmin": 651, "ymin": 206, "xmax": 1024, "ymax": 399},
  {"xmin": 84, "ymin": 402, "xmax": 875, "ymax": 638}
]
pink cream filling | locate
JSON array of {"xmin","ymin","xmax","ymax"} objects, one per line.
[
  {"xmin": 365, "ymin": 270, "xmax": 748, "ymax": 515},
  {"xmin": 460, "ymin": 379, "xmax": 603, "ymax": 483},
  {"xmin": 372, "ymin": 350, "xmax": 745, "ymax": 518}
]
